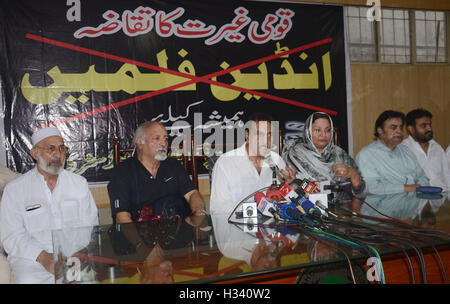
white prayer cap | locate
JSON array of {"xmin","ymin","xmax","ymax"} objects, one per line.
[{"xmin": 31, "ymin": 127, "xmax": 62, "ymax": 146}]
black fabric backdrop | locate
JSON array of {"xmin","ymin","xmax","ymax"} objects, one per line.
[{"xmin": 0, "ymin": 0, "xmax": 348, "ymax": 182}]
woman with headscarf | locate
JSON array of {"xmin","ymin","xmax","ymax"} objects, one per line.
[{"xmin": 282, "ymin": 112, "xmax": 367, "ymax": 201}]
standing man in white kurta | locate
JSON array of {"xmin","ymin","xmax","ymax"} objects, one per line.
[
  {"xmin": 0, "ymin": 127, "xmax": 98, "ymax": 284},
  {"xmin": 209, "ymin": 113, "xmax": 296, "ymax": 216},
  {"xmin": 401, "ymin": 109, "xmax": 450, "ymax": 191}
]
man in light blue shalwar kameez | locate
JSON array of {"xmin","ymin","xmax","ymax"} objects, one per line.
[{"xmin": 356, "ymin": 110, "xmax": 429, "ymax": 195}]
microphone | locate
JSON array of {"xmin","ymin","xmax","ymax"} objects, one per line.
[
  {"xmin": 280, "ymin": 184, "xmax": 318, "ymax": 215},
  {"xmin": 290, "ymin": 179, "xmax": 306, "ymax": 195},
  {"xmin": 308, "ymin": 205, "xmax": 322, "ymax": 221},
  {"xmin": 322, "ymin": 180, "xmax": 352, "ymax": 193},
  {"xmin": 271, "ymin": 201, "xmax": 318, "ymax": 225},
  {"xmin": 294, "ymin": 196, "xmax": 315, "ymax": 213},
  {"xmin": 268, "ymin": 207, "xmax": 283, "ymax": 221},
  {"xmin": 278, "ymin": 203, "xmax": 302, "ymax": 220},
  {"xmin": 323, "ymin": 184, "xmax": 346, "ymax": 191},
  {"xmin": 300, "ymin": 179, "xmax": 317, "ymax": 195},
  {"xmin": 265, "ymin": 188, "xmax": 283, "ymax": 202},
  {"xmin": 264, "ymin": 153, "xmax": 286, "ymax": 183},
  {"xmin": 315, "ymin": 180, "xmax": 332, "ymax": 194},
  {"xmin": 271, "ymin": 170, "xmax": 277, "ymax": 186},
  {"xmin": 285, "ymin": 207, "xmax": 315, "ymax": 225},
  {"xmin": 308, "ymin": 191, "xmax": 329, "ymax": 212},
  {"xmin": 265, "ymin": 153, "xmax": 280, "ymax": 173},
  {"xmin": 295, "ymin": 197, "xmax": 324, "ymax": 223},
  {"xmin": 283, "ymin": 205, "xmax": 303, "ymax": 220},
  {"xmin": 254, "ymin": 192, "xmax": 275, "ymax": 217},
  {"xmin": 314, "ymin": 200, "xmax": 337, "ymax": 217},
  {"xmin": 279, "ymin": 179, "xmax": 306, "ymax": 202}
]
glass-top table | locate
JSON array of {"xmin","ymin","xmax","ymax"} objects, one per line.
[{"xmin": 52, "ymin": 192, "xmax": 450, "ymax": 284}]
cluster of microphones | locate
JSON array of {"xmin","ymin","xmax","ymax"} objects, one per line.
[
  {"xmin": 250, "ymin": 154, "xmax": 441, "ymax": 225},
  {"xmin": 250, "ymin": 175, "xmax": 445, "ymax": 225},
  {"xmin": 253, "ymin": 178, "xmax": 337, "ymax": 225}
]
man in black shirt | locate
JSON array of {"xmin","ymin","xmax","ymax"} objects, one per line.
[{"xmin": 108, "ymin": 121, "xmax": 206, "ymax": 224}]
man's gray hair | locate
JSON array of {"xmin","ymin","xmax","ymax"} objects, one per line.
[{"xmin": 134, "ymin": 121, "xmax": 165, "ymax": 146}]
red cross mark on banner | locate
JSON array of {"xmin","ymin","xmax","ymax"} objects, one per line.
[{"xmin": 25, "ymin": 33, "xmax": 337, "ymax": 129}]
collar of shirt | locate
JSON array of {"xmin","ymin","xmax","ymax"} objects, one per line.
[
  {"xmin": 133, "ymin": 153, "xmax": 159, "ymax": 180},
  {"xmin": 403, "ymin": 135, "xmax": 439, "ymax": 158},
  {"xmin": 374, "ymin": 139, "xmax": 402, "ymax": 155},
  {"xmin": 32, "ymin": 167, "xmax": 65, "ymax": 197}
]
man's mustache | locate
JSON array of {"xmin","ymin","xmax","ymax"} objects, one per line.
[{"xmin": 49, "ymin": 158, "xmax": 63, "ymax": 167}]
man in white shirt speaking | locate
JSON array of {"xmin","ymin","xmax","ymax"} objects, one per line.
[
  {"xmin": 0, "ymin": 127, "xmax": 98, "ymax": 283},
  {"xmin": 209, "ymin": 113, "xmax": 296, "ymax": 216},
  {"xmin": 401, "ymin": 109, "xmax": 450, "ymax": 191}
]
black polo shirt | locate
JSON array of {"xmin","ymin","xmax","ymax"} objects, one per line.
[{"xmin": 107, "ymin": 155, "xmax": 195, "ymax": 222}]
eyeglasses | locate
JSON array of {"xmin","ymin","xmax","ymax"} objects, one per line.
[{"xmin": 36, "ymin": 145, "xmax": 69, "ymax": 154}]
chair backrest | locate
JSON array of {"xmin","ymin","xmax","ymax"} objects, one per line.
[{"xmin": 112, "ymin": 138, "xmax": 134, "ymax": 167}]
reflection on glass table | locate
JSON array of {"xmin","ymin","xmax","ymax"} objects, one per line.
[
  {"xmin": 53, "ymin": 192, "xmax": 450, "ymax": 284},
  {"xmin": 52, "ymin": 215, "xmax": 212, "ymax": 284},
  {"xmin": 224, "ymin": 186, "xmax": 450, "ymax": 284}
]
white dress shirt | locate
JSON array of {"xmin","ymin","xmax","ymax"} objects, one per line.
[
  {"xmin": 0, "ymin": 168, "xmax": 98, "ymax": 263},
  {"xmin": 210, "ymin": 143, "xmax": 287, "ymax": 216},
  {"xmin": 401, "ymin": 136, "xmax": 450, "ymax": 191}
]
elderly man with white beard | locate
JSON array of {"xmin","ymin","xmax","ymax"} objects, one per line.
[
  {"xmin": 0, "ymin": 127, "xmax": 98, "ymax": 283},
  {"xmin": 107, "ymin": 121, "xmax": 206, "ymax": 224}
]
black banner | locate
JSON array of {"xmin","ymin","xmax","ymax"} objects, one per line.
[{"xmin": 0, "ymin": 0, "xmax": 347, "ymax": 182}]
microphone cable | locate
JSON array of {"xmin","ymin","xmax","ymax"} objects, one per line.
[
  {"xmin": 323, "ymin": 217, "xmax": 419, "ymax": 281},
  {"xmin": 432, "ymin": 245, "xmax": 448, "ymax": 283},
  {"xmin": 227, "ymin": 183, "xmax": 447, "ymax": 284},
  {"xmin": 336, "ymin": 246, "xmax": 356, "ymax": 284},
  {"xmin": 332, "ymin": 188, "xmax": 450, "ymax": 284},
  {"xmin": 308, "ymin": 187, "xmax": 445, "ymax": 284},
  {"xmin": 294, "ymin": 224, "xmax": 378, "ymax": 284},
  {"xmin": 304, "ymin": 225, "xmax": 386, "ymax": 284},
  {"xmin": 340, "ymin": 201, "xmax": 427, "ymax": 283},
  {"xmin": 399, "ymin": 247, "xmax": 416, "ymax": 284},
  {"xmin": 349, "ymin": 194, "xmax": 450, "ymax": 238},
  {"xmin": 306, "ymin": 196, "xmax": 430, "ymax": 284},
  {"xmin": 287, "ymin": 216, "xmax": 385, "ymax": 283}
]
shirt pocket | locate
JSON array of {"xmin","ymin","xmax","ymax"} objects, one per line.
[
  {"xmin": 60, "ymin": 200, "xmax": 80, "ymax": 223},
  {"xmin": 24, "ymin": 205, "xmax": 50, "ymax": 233}
]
